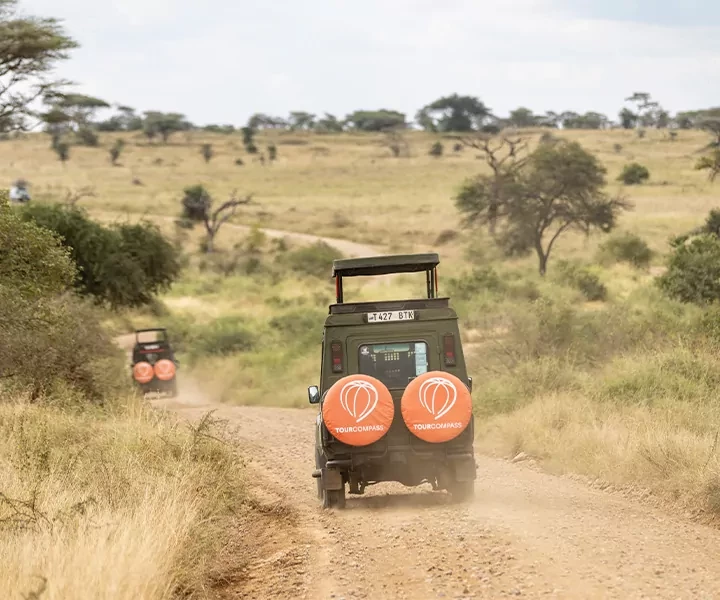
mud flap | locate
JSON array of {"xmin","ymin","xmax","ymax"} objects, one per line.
[
  {"xmin": 321, "ymin": 468, "xmax": 343, "ymax": 491},
  {"xmin": 451, "ymin": 456, "xmax": 477, "ymax": 482}
]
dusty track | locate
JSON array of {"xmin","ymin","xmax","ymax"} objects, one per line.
[{"xmin": 151, "ymin": 383, "xmax": 720, "ymax": 600}]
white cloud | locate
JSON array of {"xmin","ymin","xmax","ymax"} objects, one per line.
[{"xmin": 16, "ymin": 0, "xmax": 720, "ymax": 123}]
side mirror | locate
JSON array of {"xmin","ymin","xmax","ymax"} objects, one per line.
[
  {"xmin": 308, "ymin": 385, "xmax": 320, "ymax": 404},
  {"xmin": 467, "ymin": 377, "xmax": 473, "ymax": 393}
]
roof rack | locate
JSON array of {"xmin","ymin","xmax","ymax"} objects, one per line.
[{"xmin": 331, "ymin": 253, "xmax": 440, "ymax": 303}]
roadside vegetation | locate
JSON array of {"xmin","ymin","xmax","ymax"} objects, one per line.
[{"xmin": 5, "ymin": 3, "xmax": 720, "ymax": 588}]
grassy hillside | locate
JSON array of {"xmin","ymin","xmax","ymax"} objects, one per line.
[{"xmin": 4, "ymin": 126, "xmax": 720, "ymax": 522}]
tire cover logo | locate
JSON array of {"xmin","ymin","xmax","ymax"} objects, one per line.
[
  {"xmin": 340, "ymin": 380, "xmax": 378, "ymax": 423},
  {"xmin": 400, "ymin": 371, "xmax": 472, "ymax": 444},
  {"xmin": 419, "ymin": 376, "xmax": 457, "ymax": 420},
  {"xmin": 322, "ymin": 375, "xmax": 394, "ymax": 447},
  {"xmin": 133, "ymin": 362, "xmax": 154, "ymax": 384},
  {"xmin": 154, "ymin": 359, "xmax": 176, "ymax": 381}
]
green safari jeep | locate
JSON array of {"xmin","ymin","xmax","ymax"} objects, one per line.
[{"xmin": 309, "ymin": 253, "xmax": 476, "ymax": 509}]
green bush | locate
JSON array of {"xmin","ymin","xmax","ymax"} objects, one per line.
[
  {"xmin": 76, "ymin": 127, "xmax": 99, "ymax": 147},
  {"xmin": 448, "ymin": 267, "xmax": 506, "ymax": 300},
  {"xmin": 281, "ymin": 241, "xmax": 343, "ymax": 279},
  {"xmin": 555, "ymin": 260, "xmax": 607, "ymax": 301},
  {"xmin": 20, "ymin": 204, "xmax": 180, "ymax": 308},
  {"xmin": 429, "ymin": 141, "xmax": 444, "ymax": 157},
  {"xmin": 181, "ymin": 185, "xmax": 211, "ymax": 221},
  {"xmin": 618, "ymin": 162, "xmax": 650, "ymax": 185},
  {"xmin": 191, "ymin": 317, "xmax": 256, "ymax": 358},
  {"xmin": 658, "ymin": 235, "xmax": 720, "ymax": 304},
  {"xmin": 597, "ymin": 232, "xmax": 653, "ymax": 268},
  {"xmin": 0, "ymin": 202, "xmax": 126, "ymax": 400}
]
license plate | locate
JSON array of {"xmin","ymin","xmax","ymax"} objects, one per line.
[{"xmin": 366, "ymin": 310, "xmax": 415, "ymax": 323}]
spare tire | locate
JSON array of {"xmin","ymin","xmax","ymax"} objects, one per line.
[
  {"xmin": 154, "ymin": 359, "xmax": 176, "ymax": 381},
  {"xmin": 322, "ymin": 374, "xmax": 394, "ymax": 446},
  {"xmin": 401, "ymin": 371, "xmax": 472, "ymax": 443},
  {"xmin": 133, "ymin": 361, "xmax": 154, "ymax": 384}
]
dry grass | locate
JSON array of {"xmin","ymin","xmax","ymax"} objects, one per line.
[
  {"xmin": 5, "ymin": 126, "xmax": 720, "ymax": 520},
  {"xmin": 1, "ymin": 128, "xmax": 716, "ymax": 262},
  {"xmin": 0, "ymin": 396, "xmax": 245, "ymax": 599},
  {"xmin": 477, "ymin": 393, "xmax": 720, "ymax": 516}
]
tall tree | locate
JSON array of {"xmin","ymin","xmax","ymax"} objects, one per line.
[
  {"xmin": 508, "ymin": 107, "xmax": 538, "ymax": 128},
  {"xmin": 0, "ymin": 0, "xmax": 77, "ymax": 131},
  {"xmin": 345, "ymin": 109, "xmax": 406, "ymax": 132},
  {"xmin": 288, "ymin": 111, "xmax": 316, "ymax": 131},
  {"xmin": 417, "ymin": 94, "xmax": 492, "ymax": 132},
  {"xmin": 455, "ymin": 138, "xmax": 629, "ymax": 275},
  {"xmin": 143, "ymin": 111, "xmax": 190, "ymax": 143}
]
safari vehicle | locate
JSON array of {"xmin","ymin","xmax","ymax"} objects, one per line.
[
  {"xmin": 309, "ymin": 253, "xmax": 476, "ymax": 509},
  {"xmin": 131, "ymin": 328, "xmax": 179, "ymax": 397}
]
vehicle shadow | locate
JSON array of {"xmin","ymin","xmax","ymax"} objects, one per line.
[{"xmin": 344, "ymin": 490, "xmax": 454, "ymax": 511}]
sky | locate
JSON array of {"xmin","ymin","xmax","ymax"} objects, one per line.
[{"xmin": 18, "ymin": 0, "xmax": 720, "ymax": 126}]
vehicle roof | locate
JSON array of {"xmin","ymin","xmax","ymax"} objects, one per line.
[{"xmin": 332, "ymin": 253, "xmax": 439, "ymax": 278}]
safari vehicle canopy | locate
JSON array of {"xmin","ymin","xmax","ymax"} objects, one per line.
[
  {"xmin": 311, "ymin": 253, "xmax": 476, "ymax": 508},
  {"xmin": 132, "ymin": 328, "xmax": 174, "ymax": 365}
]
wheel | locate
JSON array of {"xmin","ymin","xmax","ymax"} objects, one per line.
[
  {"xmin": 322, "ymin": 487, "xmax": 346, "ymax": 510},
  {"xmin": 449, "ymin": 480, "xmax": 475, "ymax": 503}
]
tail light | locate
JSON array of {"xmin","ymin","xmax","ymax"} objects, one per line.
[
  {"xmin": 331, "ymin": 341, "xmax": 344, "ymax": 373},
  {"xmin": 443, "ymin": 333, "xmax": 456, "ymax": 367}
]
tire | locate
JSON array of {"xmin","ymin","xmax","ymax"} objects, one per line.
[
  {"xmin": 449, "ymin": 480, "xmax": 475, "ymax": 503},
  {"xmin": 322, "ymin": 487, "xmax": 346, "ymax": 510}
]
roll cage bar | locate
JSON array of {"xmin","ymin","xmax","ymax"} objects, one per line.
[{"xmin": 331, "ymin": 253, "xmax": 440, "ymax": 304}]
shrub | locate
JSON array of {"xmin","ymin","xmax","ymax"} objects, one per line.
[
  {"xmin": 54, "ymin": 141, "xmax": 70, "ymax": 163},
  {"xmin": 597, "ymin": 232, "xmax": 653, "ymax": 268},
  {"xmin": 200, "ymin": 143, "xmax": 214, "ymax": 163},
  {"xmin": 191, "ymin": 317, "xmax": 256, "ymax": 357},
  {"xmin": 267, "ymin": 143, "xmax": 277, "ymax": 161},
  {"xmin": 181, "ymin": 185, "xmax": 211, "ymax": 221},
  {"xmin": 20, "ymin": 204, "xmax": 180, "ymax": 308},
  {"xmin": 109, "ymin": 139, "xmax": 125, "ymax": 165},
  {"xmin": 0, "ymin": 202, "xmax": 125, "ymax": 400},
  {"xmin": 429, "ymin": 141, "xmax": 444, "ymax": 157},
  {"xmin": 76, "ymin": 127, "xmax": 99, "ymax": 147},
  {"xmin": 658, "ymin": 235, "xmax": 720, "ymax": 304},
  {"xmin": 618, "ymin": 163, "xmax": 650, "ymax": 185},
  {"xmin": 448, "ymin": 267, "xmax": 506, "ymax": 300},
  {"xmin": 282, "ymin": 241, "xmax": 343, "ymax": 279},
  {"xmin": 555, "ymin": 261, "xmax": 607, "ymax": 301}
]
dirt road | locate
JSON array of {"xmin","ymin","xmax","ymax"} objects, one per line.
[{"xmin": 154, "ymin": 385, "xmax": 720, "ymax": 600}]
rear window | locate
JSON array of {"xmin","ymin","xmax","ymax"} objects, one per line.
[{"xmin": 358, "ymin": 342, "xmax": 428, "ymax": 389}]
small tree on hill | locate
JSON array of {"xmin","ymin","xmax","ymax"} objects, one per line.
[
  {"xmin": 618, "ymin": 163, "xmax": 650, "ymax": 185},
  {"xmin": 696, "ymin": 149, "xmax": 720, "ymax": 182},
  {"xmin": 53, "ymin": 140, "xmax": 69, "ymax": 164},
  {"xmin": 429, "ymin": 141, "xmax": 444, "ymax": 157},
  {"xmin": 109, "ymin": 139, "xmax": 125, "ymax": 165},
  {"xmin": 201, "ymin": 143, "xmax": 214, "ymax": 163},
  {"xmin": 455, "ymin": 138, "xmax": 630, "ymax": 275},
  {"xmin": 181, "ymin": 186, "xmax": 253, "ymax": 252},
  {"xmin": 267, "ymin": 143, "xmax": 277, "ymax": 162},
  {"xmin": 143, "ymin": 111, "xmax": 188, "ymax": 143}
]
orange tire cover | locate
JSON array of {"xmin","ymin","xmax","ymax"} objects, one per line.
[
  {"xmin": 133, "ymin": 361, "xmax": 154, "ymax": 384},
  {"xmin": 153, "ymin": 359, "xmax": 176, "ymax": 381},
  {"xmin": 401, "ymin": 371, "xmax": 472, "ymax": 443},
  {"xmin": 322, "ymin": 374, "xmax": 394, "ymax": 447}
]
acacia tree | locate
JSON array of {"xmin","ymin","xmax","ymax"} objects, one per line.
[
  {"xmin": 456, "ymin": 138, "xmax": 630, "ymax": 275},
  {"xmin": 180, "ymin": 186, "xmax": 253, "ymax": 252},
  {"xmin": 417, "ymin": 94, "xmax": 492, "ymax": 132},
  {"xmin": 0, "ymin": 0, "xmax": 77, "ymax": 132}
]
